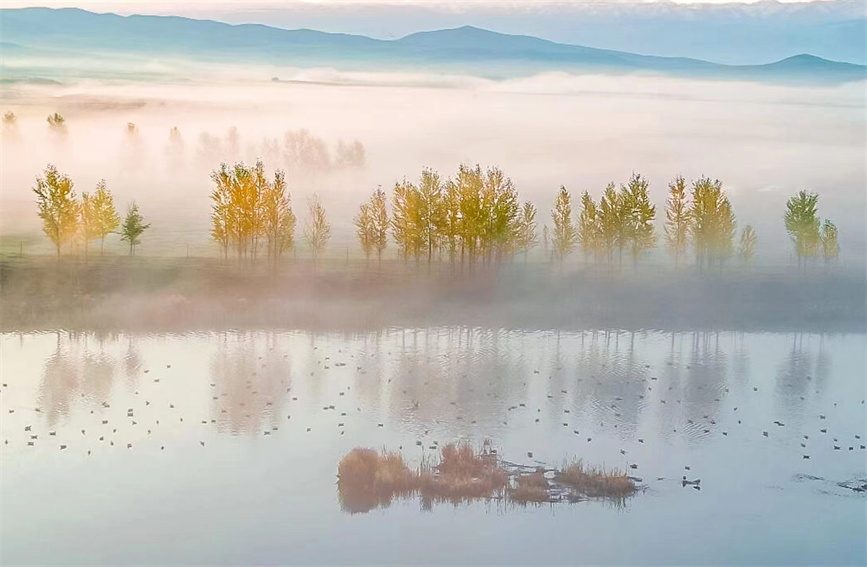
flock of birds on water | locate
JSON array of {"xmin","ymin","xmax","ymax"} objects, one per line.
[{"xmin": 3, "ymin": 338, "xmax": 866, "ymax": 496}]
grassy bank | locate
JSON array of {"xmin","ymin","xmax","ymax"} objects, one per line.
[{"xmin": 0, "ymin": 255, "xmax": 863, "ymax": 333}]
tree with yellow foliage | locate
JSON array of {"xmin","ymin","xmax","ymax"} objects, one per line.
[
  {"xmin": 690, "ymin": 177, "xmax": 736, "ymax": 271},
  {"xmin": 33, "ymin": 164, "xmax": 79, "ymax": 257},
  {"xmin": 80, "ymin": 179, "xmax": 119, "ymax": 257},
  {"xmin": 551, "ymin": 186, "xmax": 577, "ymax": 261}
]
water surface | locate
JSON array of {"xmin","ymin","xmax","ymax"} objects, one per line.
[{"xmin": 1, "ymin": 328, "xmax": 865, "ymax": 565}]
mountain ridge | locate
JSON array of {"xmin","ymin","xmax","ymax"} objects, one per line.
[{"xmin": 0, "ymin": 7, "xmax": 863, "ymax": 84}]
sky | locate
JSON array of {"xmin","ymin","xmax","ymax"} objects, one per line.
[{"xmin": 0, "ymin": 0, "xmax": 843, "ymax": 10}]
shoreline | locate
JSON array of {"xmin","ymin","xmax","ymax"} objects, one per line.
[{"xmin": 1, "ymin": 256, "xmax": 864, "ymax": 334}]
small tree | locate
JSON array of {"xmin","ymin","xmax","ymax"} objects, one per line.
[
  {"xmin": 3, "ymin": 111, "xmax": 17, "ymax": 134},
  {"xmin": 623, "ymin": 173, "xmax": 656, "ymax": 268},
  {"xmin": 80, "ymin": 191, "xmax": 98, "ymax": 258},
  {"xmin": 665, "ymin": 175, "xmax": 691, "ymax": 266},
  {"xmin": 91, "ymin": 180, "xmax": 120, "ymax": 254},
  {"xmin": 784, "ymin": 190, "xmax": 820, "ymax": 270},
  {"xmin": 335, "ymin": 139, "xmax": 366, "ymax": 168},
  {"xmin": 164, "ymin": 126, "xmax": 185, "ymax": 173},
  {"xmin": 120, "ymin": 203, "xmax": 150, "ymax": 256},
  {"xmin": 354, "ymin": 202, "xmax": 375, "ymax": 260},
  {"xmin": 33, "ymin": 165, "xmax": 79, "ymax": 257},
  {"xmin": 738, "ymin": 225, "xmax": 757, "ymax": 263},
  {"xmin": 690, "ymin": 177, "xmax": 736, "ymax": 271},
  {"xmin": 304, "ymin": 195, "xmax": 331, "ymax": 263},
  {"xmin": 262, "ymin": 169, "xmax": 296, "ymax": 264},
  {"xmin": 515, "ymin": 201, "xmax": 538, "ymax": 261},
  {"xmin": 551, "ymin": 186, "xmax": 577, "ymax": 261},
  {"xmin": 597, "ymin": 183, "xmax": 622, "ymax": 266},
  {"xmin": 820, "ymin": 219, "xmax": 839, "ymax": 265},
  {"xmin": 47, "ymin": 112, "xmax": 67, "ymax": 139},
  {"xmin": 577, "ymin": 191, "xmax": 599, "ymax": 263},
  {"xmin": 370, "ymin": 187, "xmax": 389, "ymax": 265}
]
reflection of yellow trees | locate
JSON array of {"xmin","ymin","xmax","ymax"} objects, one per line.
[
  {"xmin": 210, "ymin": 335, "xmax": 290, "ymax": 435},
  {"xmin": 38, "ymin": 335, "xmax": 117, "ymax": 427},
  {"xmin": 39, "ymin": 344, "xmax": 79, "ymax": 426}
]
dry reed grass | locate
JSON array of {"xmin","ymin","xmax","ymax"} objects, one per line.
[
  {"xmin": 555, "ymin": 460, "xmax": 635, "ymax": 498},
  {"xmin": 508, "ymin": 469, "xmax": 551, "ymax": 504},
  {"xmin": 337, "ymin": 444, "xmax": 636, "ymax": 513}
]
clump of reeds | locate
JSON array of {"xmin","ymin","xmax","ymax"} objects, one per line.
[
  {"xmin": 337, "ymin": 448, "xmax": 415, "ymax": 513},
  {"xmin": 555, "ymin": 459, "xmax": 635, "ymax": 498},
  {"xmin": 337, "ymin": 444, "xmax": 637, "ymax": 514},
  {"xmin": 417, "ymin": 442, "xmax": 508, "ymax": 503},
  {"xmin": 508, "ymin": 469, "xmax": 551, "ymax": 504}
]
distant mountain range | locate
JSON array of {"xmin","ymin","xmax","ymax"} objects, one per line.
[{"xmin": 0, "ymin": 7, "xmax": 864, "ymax": 84}]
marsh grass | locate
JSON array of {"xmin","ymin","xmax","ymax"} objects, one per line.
[
  {"xmin": 508, "ymin": 469, "xmax": 551, "ymax": 504},
  {"xmin": 337, "ymin": 443, "xmax": 636, "ymax": 513},
  {"xmin": 555, "ymin": 459, "xmax": 636, "ymax": 498}
]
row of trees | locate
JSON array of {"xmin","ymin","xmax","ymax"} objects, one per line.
[
  {"xmin": 32, "ymin": 165, "xmax": 150, "ymax": 257},
  {"xmin": 209, "ymin": 160, "xmax": 333, "ymax": 264},
  {"xmin": 32, "ymin": 160, "xmax": 841, "ymax": 267},
  {"xmin": 357, "ymin": 165, "xmax": 538, "ymax": 266},
  {"xmin": 355, "ymin": 168, "xmax": 839, "ymax": 269}
]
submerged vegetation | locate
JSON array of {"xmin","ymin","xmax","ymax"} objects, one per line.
[{"xmin": 336, "ymin": 442, "xmax": 636, "ymax": 514}]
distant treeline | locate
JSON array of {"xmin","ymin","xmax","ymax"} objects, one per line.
[
  {"xmin": 28, "ymin": 157, "xmax": 839, "ymax": 269},
  {"xmin": 3, "ymin": 111, "xmax": 367, "ymax": 175}
]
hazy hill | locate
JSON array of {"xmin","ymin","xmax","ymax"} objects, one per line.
[{"xmin": 0, "ymin": 7, "xmax": 864, "ymax": 83}]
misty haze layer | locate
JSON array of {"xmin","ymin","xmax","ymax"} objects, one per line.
[{"xmin": 1, "ymin": 68, "xmax": 864, "ymax": 262}]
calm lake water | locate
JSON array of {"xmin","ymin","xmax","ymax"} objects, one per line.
[{"xmin": 1, "ymin": 328, "xmax": 865, "ymax": 565}]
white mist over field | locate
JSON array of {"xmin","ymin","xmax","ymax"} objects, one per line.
[{"xmin": 1, "ymin": 66, "xmax": 864, "ymax": 261}]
